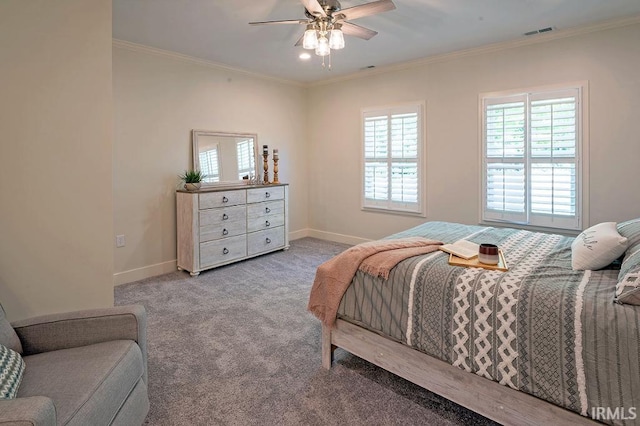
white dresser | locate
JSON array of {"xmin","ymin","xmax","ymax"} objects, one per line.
[{"xmin": 176, "ymin": 184, "xmax": 289, "ymax": 276}]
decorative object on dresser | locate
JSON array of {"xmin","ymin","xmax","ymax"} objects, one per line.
[
  {"xmin": 176, "ymin": 183, "xmax": 289, "ymax": 276},
  {"xmin": 272, "ymin": 149, "xmax": 279, "ymax": 184},
  {"xmin": 179, "ymin": 169, "xmax": 206, "ymax": 191},
  {"xmin": 262, "ymin": 144, "xmax": 269, "ymax": 184}
]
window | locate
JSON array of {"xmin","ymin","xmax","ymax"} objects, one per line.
[
  {"xmin": 199, "ymin": 145, "xmax": 220, "ymax": 183},
  {"xmin": 481, "ymin": 84, "xmax": 586, "ymax": 231},
  {"xmin": 362, "ymin": 102, "xmax": 424, "ymax": 215},
  {"xmin": 236, "ymin": 139, "xmax": 256, "ymax": 180}
]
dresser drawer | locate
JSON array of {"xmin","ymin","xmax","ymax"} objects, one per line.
[
  {"xmin": 247, "ymin": 186, "xmax": 284, "ymax": 204},
  {"xmin": 247, "ymin": 200, "xmax": 284, "ymax": 220},
  {"xmin": 248, "ymin": 227, "xmax": 285, "ymax": 257},
  {"xmin": 200, "ymin": 218, "xmax": 247, "ymax": 243},
  {"xmin": 200, "ymin": 205, "xmax": 246, "ymax": 228},
  {"xmin": 200, "ymin": 235, "xmax": 246, "ymax": 268},
  {"xmin": 247, "ymin": 211, "xmax": 284, "ymax": 233},
  {"xmin": 199, "ymin": 190, "xmax": 246, "ymax": 209}
]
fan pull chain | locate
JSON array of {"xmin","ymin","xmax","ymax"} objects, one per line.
[{"xmin": 321, "ymin": 51, "xmax": 332, "ymax": 70}]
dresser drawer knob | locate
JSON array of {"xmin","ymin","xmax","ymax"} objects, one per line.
[
  {"xmin": 265, "ymin": 220, "xmax": 270, "ymax": 227},
  {"xmin": 223, "ymin": 248, "xmax": 229, "ymax": 255},
  {"xmin": 265, "ymin": 207, "xmax": 271, "ymax": 213},
  {"xmin": 266, "ymin": 238, "xmax": 271, "ymax": 244},
  {"xmin": 222, "ymin": 196, "xmax": 229, "ymax": 203},
  {"xmin": 222, "ymin": 213, "xmax": 229, "ymax": 220},
  {"xmin": 222, "ymin": 229, "xmax": 229, "ymax": 236},
  {"xmin": 265, "ymin": 192, "xmax": 271, "ymax": 198}
]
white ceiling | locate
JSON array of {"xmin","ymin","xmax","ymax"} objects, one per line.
[{"xmin": 112, "ymin": 0, "xmax": 640, "ymax": 84}]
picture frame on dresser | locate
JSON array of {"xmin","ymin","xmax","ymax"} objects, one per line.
[{"xmin": 176, "ymin": 183, "xmax": 289, "ymax": 276}]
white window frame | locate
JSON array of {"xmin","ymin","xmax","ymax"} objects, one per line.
[
  {"xmin": 361, "ymin": 102, "xmax": 425, "ymax": 216},
  {"xmin": 236, "ymin": 139, "xmax": 256, "ymax": 180},
  {"xmin": 199, "ymin": 144, "xmax": 221, "ymax": 183},
  {"xmin": 479, "ymin": 82, "xmax": 589, "ymax": 232}
]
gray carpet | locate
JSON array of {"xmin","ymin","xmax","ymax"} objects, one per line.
[{"xmin": 115, "ymin": 238, "xmax": 498, "ymax": 426}]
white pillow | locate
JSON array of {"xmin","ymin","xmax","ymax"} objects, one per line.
[{"xmin": 571, "ymin": 222, "xmax": 628, "ymax": 270}]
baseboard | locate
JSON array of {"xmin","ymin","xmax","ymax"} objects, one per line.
[
  {"xmin": 113, "ymin": 228, "xmax": 365, "ymax": 285},
  {"xmin": 289, "ymin": 228, "xmax": 311, "ymax": 241},
  {"xmin": 113, "ymin": 260, "xmax": 178, "ymax": 286},
  {"xmin": 305, "ymin": 229, "xmax": 370, "ymax": 246}
]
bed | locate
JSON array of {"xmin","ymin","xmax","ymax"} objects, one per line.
[{"xmin": 310, "ymin": 221, "xmax": 640, "ymax": 426}]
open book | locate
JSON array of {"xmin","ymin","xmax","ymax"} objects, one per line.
[{"xmin": 439, "ymin": 239, "xmax": 479, "ymax": 260}]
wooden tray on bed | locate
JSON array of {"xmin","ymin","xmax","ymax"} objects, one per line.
[{"xmin": 448, "ymin": 250, "xmax": 508, "ymax": 272}]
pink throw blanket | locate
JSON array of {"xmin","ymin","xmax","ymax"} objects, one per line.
[{"xmin": 307, "ymin": 237, "xmax": 442, "ymax": 328}]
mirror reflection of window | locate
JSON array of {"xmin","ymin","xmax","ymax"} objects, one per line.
[
  {"xmin": 236, "ymin": 139, "xmax": 256, "ymax": 180},
  {"xmin": 199, "ymin": 145, "xmax": 221, "ymax": 183}
]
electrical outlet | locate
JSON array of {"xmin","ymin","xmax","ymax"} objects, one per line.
[{"xmin": 116, "ymin": 235, "xmax": 125, "ymax": 248}]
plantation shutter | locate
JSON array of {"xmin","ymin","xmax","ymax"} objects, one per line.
[
  {"xmin": 482, "ymin": 87, "xmax": 581, "ymax": 230},
  {"xmin": 236, "ymin": 139, "xmax": 255, "ymax": 180},
  {"xmin": 199, "ymin": 145, "xmax": 220, "ymax": 183},
  {"xmin": 483, "ymin": 96, "xmax": 528, "ymax": 224},
  {"xmin": 363, "ymin": 104, "xmax": 423, "ymax": 214},
  {"xmin": 528, "ymin": 89, "xmax": 579, "ymax": 229}
]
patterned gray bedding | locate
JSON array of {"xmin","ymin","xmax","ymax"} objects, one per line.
[{"xmin": 337, "ymin": 221, "xmax": 639, "ymax": 425}]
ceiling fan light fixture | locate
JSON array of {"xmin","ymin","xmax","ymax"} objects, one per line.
[
  {"xmin": 303, "ymin": 25, "xmax": 319, "ymax": 49},
  {"xmin": 250, "ymin": 0, "xmax": 397, "ymax": 69},
  {"xmin": 329, "ymin": 26, "xmax": 345, "ymax": 50},
  {"xmin": 315, "ymin": 35, "xmax": 330, "ymax": 56}
]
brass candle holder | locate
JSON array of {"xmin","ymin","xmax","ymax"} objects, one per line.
[
  {"xmin": 262, "ymin": 153, "xmax": 269, "ymax": 184},
  {"xmin": 272, "ymin": 150, "xmax": 279, "ymax": 184}
]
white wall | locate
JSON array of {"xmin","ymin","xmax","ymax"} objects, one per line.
[
  {"xmin": 113, "ymin": 45, "xmax": 309, "ymax": 283},
  {"xmin": 0, "ymin": 0, "xmax": 114, "ymax": 320},
  {"xmin": 3, "ymin": 6, "xmax": 634, "ymax": 318},
  {"xmin": 307, "ymin": 23, "xmax": 640, "ymax": 243}
]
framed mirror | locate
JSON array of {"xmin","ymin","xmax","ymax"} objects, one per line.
[{"xmin": 192, "ymin": 130, "xmax": 259, "ymax": 186}]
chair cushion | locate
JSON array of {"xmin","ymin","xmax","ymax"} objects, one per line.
[
  {"xmin": 0, "ymin": 344, "xmax": 25, "ymax": 399},
  {"xmin": 0, "ymin": 304, "xmax": 22, "ymax": 354},
  {"xmin": 18, "ymin": 340, "xmax": 144, "ymax": 425}
]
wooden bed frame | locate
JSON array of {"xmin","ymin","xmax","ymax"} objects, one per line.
[{"xmin": 322, "ymin": 319, "xmax": 599, "ymax": 426}]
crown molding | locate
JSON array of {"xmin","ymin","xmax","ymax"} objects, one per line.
[
  {"xmin": 308, "ymin": 13, "xmax": 640, "ymax": 88},
  {"xmin": 112, "ymin": 39, "xmax": 305, "ymax": 88}
]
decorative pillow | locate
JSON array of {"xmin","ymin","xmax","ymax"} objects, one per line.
[
  {"xmin": 0, "ymin": 343, "xmax": 25, "ymax": 399},
  {"xmin": 617, "ymin": 217, "xmax": 640, "ymax": 248},
  {"xmin": 616, "ymin": 265, "xmax": 640, "ymax": 305},
  {"xmin": 571, "ymin": 222, "xmax": 628, "ymax": 270},
  {"xmin": 618, "ymin": 218, "xmax": 640, "ymax": 281},
  {"xmin": 0, "ymin": 304, "xmax": 22, "ymax": 354},
  {"xmin": 619, "ymin": 246, "xmax": 640, "ymax": 282}
]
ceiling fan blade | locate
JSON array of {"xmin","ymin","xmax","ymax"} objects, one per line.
[
  {"xmin": 294, "ymin": 33, "xmax": 304, "ymax": 47},
  {"xmin": 336, "ymin": 0, "xmax": 396, "ymax": 21},
  {"xmin": 300, "ymin": 0, "xmax": 326, "ymax": 17},
  {"xmin": 341, "ymin": 21, "xmax": 378, "ymax": 40},
  {"xmin": 249, "ymin": 19, "xmax": 308, "ymax": 25}
]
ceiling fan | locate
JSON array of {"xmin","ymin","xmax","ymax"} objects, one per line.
[{"xmin": 250, "ymin": 0, "xmax": 396, "ymax": 67}]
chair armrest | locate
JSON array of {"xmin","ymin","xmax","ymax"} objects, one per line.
[
  {"xmin": 12, "ymin": 305, "xmax": 147, "ymax": 382},
  {"xmin": 0, "ymin": 396, "xmax": 56, "ymax": 426}
]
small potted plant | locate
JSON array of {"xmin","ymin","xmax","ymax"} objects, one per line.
[{"xmin": 179, "ymin": 170, "xmax": 206, "ymax": 191}]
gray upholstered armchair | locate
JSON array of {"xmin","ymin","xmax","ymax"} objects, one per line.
[{"xmin": 0, "ymin": 304, "xmax": 149, "ymax": 425}]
